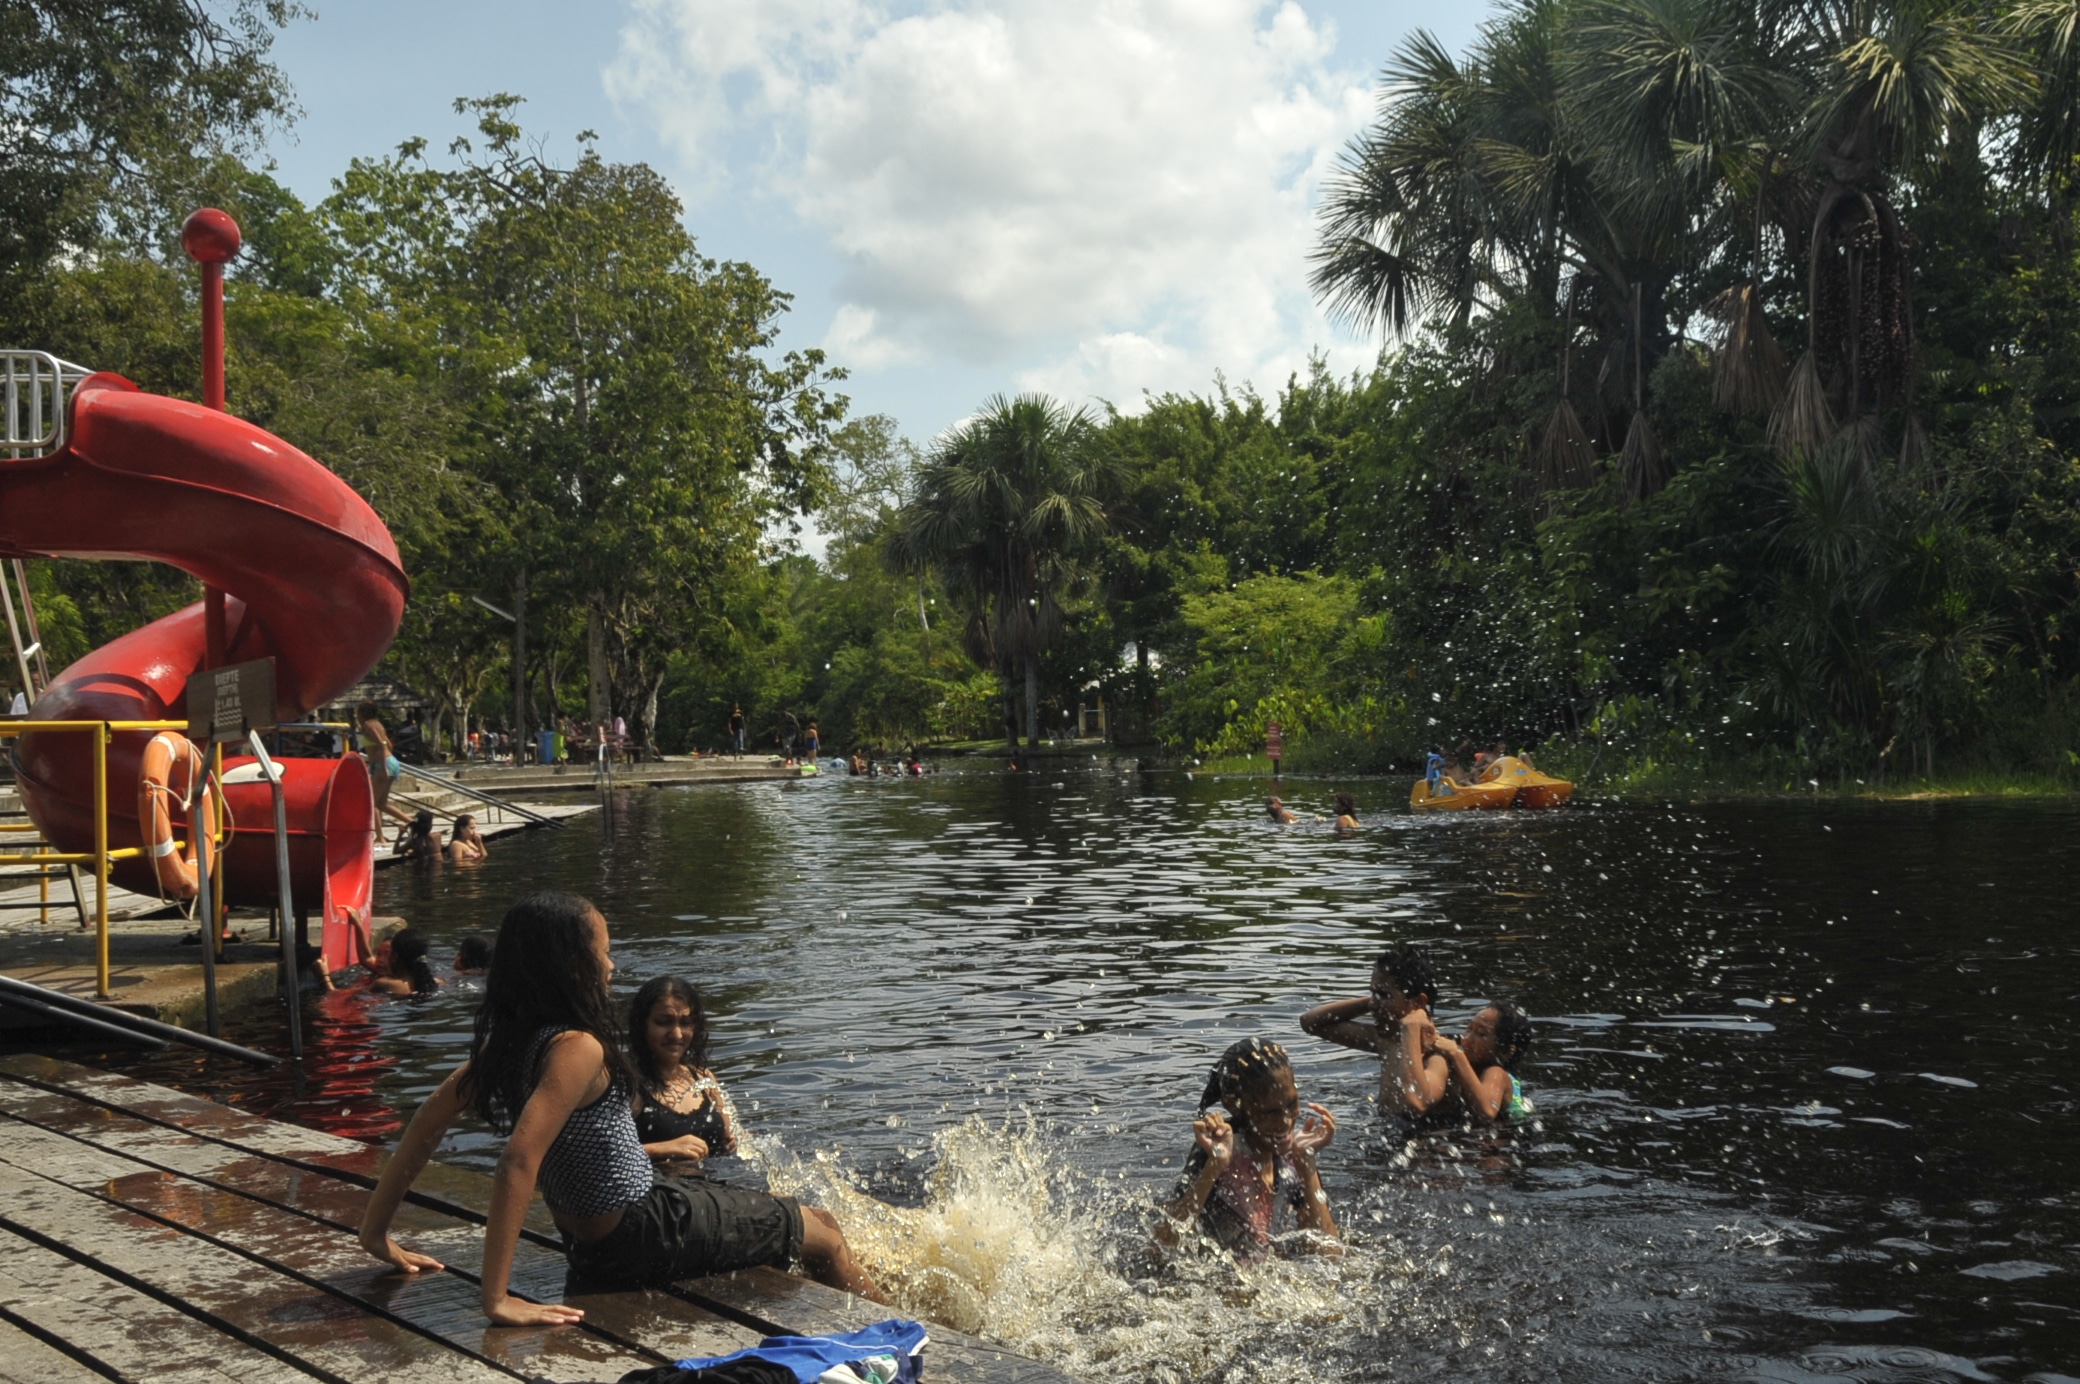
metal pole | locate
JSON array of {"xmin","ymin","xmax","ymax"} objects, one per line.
[
  {"xmin": 92, "ymin": 724, "xmax": 108, "ymax": 998},
  {"xmin": 211, "ymin": 740, "xmax": 225, "ymax": 962},
  {"xmin": 0, "ymin": 562, "xmax": 35, "ymax": 702},
  {"xmin": 0, "ymin": 975, "xmax": 275, "ymax": 1065},
  {"xmin": 248, "ymin": 730, "xmax": 301, "ymax": 1062},
  {"xmin": 15, "ymin": 560, "xmax": 49, "ymax": 689},
  {"xmin": 0, "ymin": 990, "xmax": 166, "ymax": 1050},
  {"xmin": 195, "ymin": 745, "xmax": 220, "ymax": 1039}
]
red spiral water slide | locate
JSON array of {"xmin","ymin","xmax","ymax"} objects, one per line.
[{"xmin": 0, "ymin": 231, "xmax": 408, "ymax": 968}]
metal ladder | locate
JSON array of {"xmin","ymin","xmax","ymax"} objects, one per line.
[{"xmin": 1, "ymin": 351, "xmax": 91, "ymax": 927}]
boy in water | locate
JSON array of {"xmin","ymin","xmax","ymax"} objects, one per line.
[{"xmin": 1298, "ymin": 946, "xmax": 1447, "ymax": 1117}]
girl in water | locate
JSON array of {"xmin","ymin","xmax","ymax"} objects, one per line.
[
  {"xmin": 1155, "ymin": 1037, "xmax": 1341, "ymax": 1261},
  {"xmin": 629, "ymin": 976, "xmax": 742, "ymax": 1178},
  {"xmin": 365, "ymin": 927, "xmax": 439, "ymax": 996},
  {"xmin": 1428, "ymin": 1003, "xmax": 1534, "ymax": 1122},
  {"xmin": 1332, "ymin": 793, "xmax": 1360, "ymax": 831},
  {"xmin": 357, "ymin": 892, "xmax": 884, "ymax": 1323},
  {"xmin": 396, "ymin": 810, "xmax": 441, "ymax": 860},
  {"xmin": 447, "ymin": 814, "xmax": 489, "ymax": 862}
]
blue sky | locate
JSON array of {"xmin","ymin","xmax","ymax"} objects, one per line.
[{"xmin": 260, "ymin": 1, "xmax": 1489, "ymax": 445}]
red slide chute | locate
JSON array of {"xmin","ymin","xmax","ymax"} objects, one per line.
[{"xmin": 0, "ymin": 372, "xmax": 409, "ymax": 969}]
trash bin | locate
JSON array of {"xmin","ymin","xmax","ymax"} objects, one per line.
[{"xmin": 537, "ymin": 729, "xmax": 557, "ymax": 765}]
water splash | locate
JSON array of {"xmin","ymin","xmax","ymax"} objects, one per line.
[{"xmin": 752, "ymin": 1115, "xmax": 1429, "ymax": 1383}]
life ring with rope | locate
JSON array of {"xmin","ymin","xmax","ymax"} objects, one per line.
[{"xmin": 137, "ymin": 732, "xmax": 222, "ymax": 900}]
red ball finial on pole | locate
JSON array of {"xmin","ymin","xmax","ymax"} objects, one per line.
[
  {"xmin": 181, "ymin": 208, "xmax": 241, "ymax": 416},
  {"xmin": 180, "ymin": 207, "xmax": 243, "ymax": 266}
]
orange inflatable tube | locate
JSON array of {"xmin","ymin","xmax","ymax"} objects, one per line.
[{"xmin": 136, "ymin": 731, "xmax": 220, "ymax": 900}]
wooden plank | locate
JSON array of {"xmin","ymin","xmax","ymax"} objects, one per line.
[
  {"xmin": 0, "ymin": 1315, "xmax": 119, "ymax": 1384},
  {"xmin": 0, "ymin": 1054, "xmax": 563, "ymax": 1239},
  {"xmin": 1, "ymin": 1058, "xmax": 1086, "ymax": 1382},
  {"xmin": 0, "ymin": 1158, "xmax": 524, "ymax": 1384},
  {"xmin": 0, "ymin": 1091, "xmax": 757, "ymax": 1368},
  {"xmin": 0, "ymin": 1225, "xmax": 316, "ymax": 1384}
]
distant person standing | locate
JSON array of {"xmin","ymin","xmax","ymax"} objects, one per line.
[
  {"xmin": 728, "ymin": 704, "xmax": 747, "ymax": 758},
  {"xmin": 779, "ymin": 709, "xmax": 800, "ymax": 764},
  {"xmin": 357, "ymin": 701, "xmax": 414, "ymax": 836},
  {"xmin": 804, "ymin": 719, "xmax": 821, "ymax": 762}
]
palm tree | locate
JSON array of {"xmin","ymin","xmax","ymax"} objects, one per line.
[
  {"xmin": 888, "ymin": 395, "xmax": 1113, "ymax": 761},
  {"xmin": 1777, "ymin": 2, "xmax": 2027, "ymax": 458}
]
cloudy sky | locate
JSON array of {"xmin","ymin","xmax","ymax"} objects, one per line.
[{"xmin": 261, "ymin": 0, "xmax": 1488, "ymax": 443}]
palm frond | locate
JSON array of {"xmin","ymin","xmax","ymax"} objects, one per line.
[
  {"xmin": 1618, "ymin": 408, "xmax": 1669, "ymax": 501},
  {"xmin": 1536, "ymin": 398, "xmax": 1598, "ymax": 491},
  {"xmin": 1770, "ymin": 351, "xmax": 1836, "ymax": 459},
  {"xmin": 1708, "ymin": 283, "xmax": 1788, "ymax": 416}
]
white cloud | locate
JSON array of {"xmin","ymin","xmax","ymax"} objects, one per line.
[{"xmin": 608, "ymin": 0, "xmax": 1377, "ymax": 410}]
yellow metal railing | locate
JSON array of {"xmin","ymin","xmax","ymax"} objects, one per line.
[{"xmin": 0, "ymin": 719, "xmax": 221, "ymax": 996}]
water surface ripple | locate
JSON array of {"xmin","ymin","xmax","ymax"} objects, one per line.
[{"xmin": 128, "ymin": 769, "xmax": 2080, "ymax": 1382}]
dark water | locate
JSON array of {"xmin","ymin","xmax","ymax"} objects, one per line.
[{"xmin": 121, "ymin": 770, "xmax": 2079, "ymax": 1382}]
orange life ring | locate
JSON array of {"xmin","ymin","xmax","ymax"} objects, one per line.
[{"xmin": 137, "ymin": 732, "xmax": 219, "ymax": 900}]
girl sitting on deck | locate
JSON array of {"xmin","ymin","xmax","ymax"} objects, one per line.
[
  {"xmin": 356, "ymin": 891, "xmax": 886, "ymax": 1325},
  {"xmin": 629, "ymin": 976, "xmax": 743, "ymax": 1179},
  {"xmin": 1154, "ymin": 1037, "xmax": 1341, "ymax": 1262}
]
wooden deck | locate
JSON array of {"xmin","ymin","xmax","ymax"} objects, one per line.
[{"xmin": 0, "ymin": 1055, "xmax": 1079, "ymax": 1383}]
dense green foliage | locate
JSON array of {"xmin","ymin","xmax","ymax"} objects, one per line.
[{"xmin": 12, "ymin": 1, "xmax": 2080, "ymax": 790}]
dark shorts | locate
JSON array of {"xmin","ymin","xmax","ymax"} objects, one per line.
[{"xmin": 565, "ymin": 1176, "xmax": 805, "ymax": 1292}]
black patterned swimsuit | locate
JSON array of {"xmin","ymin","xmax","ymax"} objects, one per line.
[{"xmin": 635, "ymin": 1073, "xmax": 736, "ymax": 1162}]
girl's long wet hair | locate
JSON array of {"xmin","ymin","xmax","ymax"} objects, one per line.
[
  {"xmin": 1489, "ymin": 1002, "xmax": 1533, "ymax": 1072},
  {"xmin": 464, "ymin": 892, "xmax": 633, "ymax": 1132},
  {"xmin": 389, "ymin": 927, "xmax": 437, "ymax": 995},
  {"xmin": 1198, "ymin": 1037, "xmax": 1293, "ymax": 1118},
  {"xmin": 628, "ymin": 975, "xmax": 710, "ymax": 1096}
]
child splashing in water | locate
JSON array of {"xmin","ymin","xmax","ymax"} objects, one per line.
[
  {"xmin": 1155, "ymin": 1038, "xmax": 1341, "ymax": 1261},
  {"xmin": 357, "ymin": 891, "xmax": 886, "ymax": 1322},
  {"xmin": 1429, "ymin": 1003, "xmax": 1535, "ymax": 1122}
]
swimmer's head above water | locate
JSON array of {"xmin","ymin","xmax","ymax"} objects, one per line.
[
  {"xmin": 1199, "ymin": 1037, "xmax": 1302, "ymax": 1148},
  {"xmin": 1372, "ymin": 944, "xmax": 1439, "ymax": 1019},
  {"xmin": 1465, "ymin": 1001, "xmax": 1533, "ymax": 1072}
]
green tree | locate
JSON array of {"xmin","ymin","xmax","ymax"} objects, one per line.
[
  {"xmin": 0, "ymin": 0, "xmax": 296, "ymax": 306},
  {"xmin": 891, "ymin": 394, "xmax": 1113, "ymax": 760}
]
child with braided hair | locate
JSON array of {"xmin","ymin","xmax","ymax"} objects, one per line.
[{"xmin": 1154, "ymin": 1037, "xmax": 1342, "ymax": 1261}]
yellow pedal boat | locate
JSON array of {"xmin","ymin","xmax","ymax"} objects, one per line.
[
  {"xmin": 1481, "ymin": 755, "xmax": 1574, "ymax": 808},
  {"xmin": 1410, "ymin": 777, "xmax": 1517, "ymax": 812}
]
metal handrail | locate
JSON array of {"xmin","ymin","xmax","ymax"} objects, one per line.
[
  {"xmin": 391, "ymin": 760, "xmax": 563, "ymax": 828},
  {"xmin": 2, "ymin": 351, "xmax": 92, "ymax": 460}
]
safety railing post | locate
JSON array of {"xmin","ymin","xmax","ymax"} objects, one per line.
[
  {"xmin": 247, "ymin": 731, "xmax": 301, "ymax": 1062},
  {"xmin": 92, "ymin": 722, "xmax": 108, "ymax": 997},
  {"xmin": 194, "ymin": 740, "xmax": 222, "ymax": 1036}
]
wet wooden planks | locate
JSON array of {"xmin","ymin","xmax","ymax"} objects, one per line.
[{"xmin": 0, "ymin": 1054, "xmax": 1086, "ymax": 1383}]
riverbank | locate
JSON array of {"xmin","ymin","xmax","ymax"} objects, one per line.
[
  {"xmin": 447, "ymin": 754, "xmax": 810, "ymax": 793},
  {"xmin": 1187, "ymin": 749, "xmax": 2080, "ymax": 802}
]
